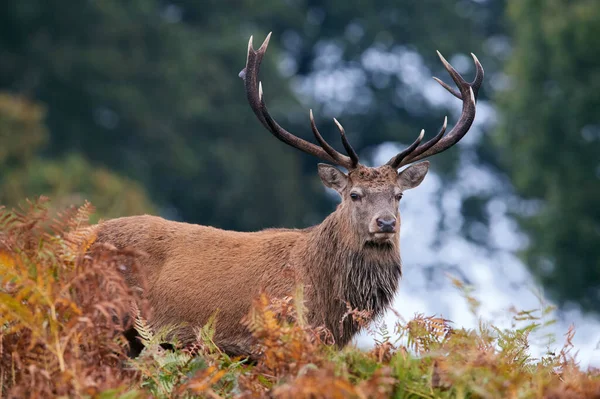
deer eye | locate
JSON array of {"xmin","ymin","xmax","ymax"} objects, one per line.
[
  {"xmin": 395, "ymin": 193, "xmax": 403, "ymax": 201},
  {"xmin": 350, "ymin": 192, "xmax": 361, "ymax": 201}
]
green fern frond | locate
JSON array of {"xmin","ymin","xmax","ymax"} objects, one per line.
[
  {"xmin": 194, "ymin": 310, "xmax": 221, "ymax": 354},
  {"xmin": 133, "ymin": 311, "xmax": 154, "ymax": 347}
]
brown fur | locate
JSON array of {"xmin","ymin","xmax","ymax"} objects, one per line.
[{"xmin": 93, "ymin": 163, "xmax": 429, "ymax": 356}]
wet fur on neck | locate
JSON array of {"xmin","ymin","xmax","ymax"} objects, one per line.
[{"xmin": 303, "ymin": 211, "xmax": 402, "ymax": 346}]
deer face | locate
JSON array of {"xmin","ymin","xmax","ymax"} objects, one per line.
[{"xmin": 318, "ymin": 162, "xmax": 429, "ymax": 245}]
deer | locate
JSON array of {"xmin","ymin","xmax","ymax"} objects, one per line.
[{"xmin": 92, "ymin": 33, "xmax": 484, "ymax": 357}]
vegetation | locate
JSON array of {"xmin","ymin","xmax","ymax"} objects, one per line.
[
  {"xmin": 0, "ymin": 92, "xmax": 156, "ymax": 220},
  {"xmin": 497, "ymin": 0, "xmax": 600, "ymax": 311},
  {"xmin": 1, "ymin": 200, "xmax": 599, "ymax": 398}
]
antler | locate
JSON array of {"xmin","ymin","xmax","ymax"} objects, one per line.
[
  {"xmin": 386, "ymin": 51, "xmax": 484, "ymax": 169},
  {"xmin": 240, "ymin": 33, "xmax": 359, "ymax": 170}
]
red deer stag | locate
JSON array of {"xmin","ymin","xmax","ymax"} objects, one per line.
[{"xmin": 93, "ymin": 33, "xmax": 484, "ymax": 357}]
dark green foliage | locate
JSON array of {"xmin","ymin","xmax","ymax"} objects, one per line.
[
  {"xmin": 496, "ymin": 0, "xmax": 600, "ymax": 310},
  {"xmin": 0, "ymin": 92, "xmax": 47, "ymax": 168},
  {"xmin": 0, "ymin": 0, "xmax": 312, "ymax": 230},
  {"xmin": 0, "ymin": 153, "xmax": 157, "ymax": 221},
  {"xmin": 0, "ymin": 92, "xmax": 156, "ymax": 219}
]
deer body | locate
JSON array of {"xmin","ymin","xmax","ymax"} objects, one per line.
[
  {"xmin": 96, "ymin": 165, "xmax": 411, "ymax": 354},
  {"xmin": 95, "ymin": 33, "xmax": 483, "ymax": 356},
  {"xmin": 96, "ymin": 215, "xmax": 302, "ymax": 354}
]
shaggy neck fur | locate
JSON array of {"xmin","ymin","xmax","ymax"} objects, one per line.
[{"xmin": 302, "ymin": 207, "xmax": 402, "ymax": 347}]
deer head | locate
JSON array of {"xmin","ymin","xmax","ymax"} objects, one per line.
[{"xmin": 240, "ymin": 33, "xmax": 484, "ymax": 246}]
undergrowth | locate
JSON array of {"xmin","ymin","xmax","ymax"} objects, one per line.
[{"xmin": 1, "ymin": 198, "xmax": 599, "ymax": 398}]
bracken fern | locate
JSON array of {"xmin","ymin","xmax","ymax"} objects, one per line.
[
  {"xmin": 1, "ymin": 198, "xmax": 599, "ymax": 398},
  {"xmin": 0, "ymin": 197, "xmax": 147, "ymax": 397}
]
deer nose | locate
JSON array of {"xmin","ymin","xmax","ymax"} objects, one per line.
[{"xmin": 376, "ymin": 217, "xmax": 396, "ymax": 233}]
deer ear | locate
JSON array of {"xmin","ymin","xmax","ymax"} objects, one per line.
[
  {"xmin": 318, "ymin": 164, "xmax": 348, "ymax": 193},
  {"xmin": 397, "ymin": 161, "xmax": 429, "ymax": 191}
]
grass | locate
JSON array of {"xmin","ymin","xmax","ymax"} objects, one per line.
[{"xmin": 1, "ymin": 198, "xmax": 599, "ymax": 398}]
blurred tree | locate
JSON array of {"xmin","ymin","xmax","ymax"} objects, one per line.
[
  {"xmin": 0, "ymin": 92, "xmax": 155, "ymax": 219},
  {"xmin": 0, "ymin": 92, "xmax": 47, "ymax": 167},
  {"xmin": 497, "ymin": 0, "xmax": 600, "ymax": 310},
  {"xmin": 0, "ymin": 154, "xmax": 156, "ymax": 221},
  {"xmin": 0, "ymin": 0, "xmax": 310, "ymax": 230}
]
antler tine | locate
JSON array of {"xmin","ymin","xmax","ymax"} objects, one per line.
[
  {"xmin": 309, "ymin": 110, "xmax": 354, "ymax": 167},
  {"xmin": 333, "ymin": 118, "xmax": 359, "ymax": 168},
  {"xmin": 387, "ymin": 117, "xmax": 448, "ymax": 168},
  {"xmin": 387, "ymin": 51, "xmax": 484, "ymax": 168},
  {"xmin": 240, "ymin": 33, "xmax": 357, "ymax": 169},
  {"xmin": 432, "ymin": 51, "xmax": 484, "ymax": 100},
  {"xmin": 470, "ymin": 53, "xmax": 484, "ymax": 98},
  {"xmin": 386, "ymin": 129, "xmax": 425, "ymax": 169},
  {"xmin": 434, "ymin": 51, "xmax": 466, "ymax": 99},
  {"xmin": 239, "ymin": 34, "xmax": 269, "ymax": 130},
  {"xmin": 433, "ymin": 76, "xmax": 461, "ymax": 100}
]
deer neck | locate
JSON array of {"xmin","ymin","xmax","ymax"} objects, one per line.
[{"xmin": 301, "ymin": 211, "xmax": 402, "ymax": 344}]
